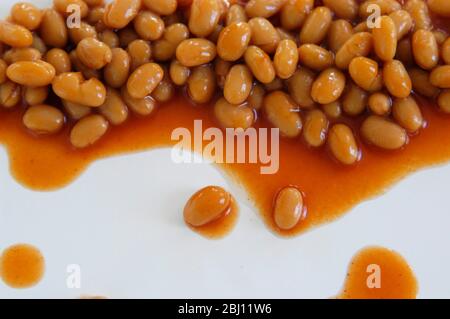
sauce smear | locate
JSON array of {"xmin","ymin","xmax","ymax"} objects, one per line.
[{"xmin": 338, "ymin": 246, "xmax": 418, "ymax": 299}]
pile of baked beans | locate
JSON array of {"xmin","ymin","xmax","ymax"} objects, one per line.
[{"xmin": 0, "ymin": 0, "xmax": 449, "ymax": 162}]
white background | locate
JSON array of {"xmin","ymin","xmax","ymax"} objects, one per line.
[{"xmin": 1, "ymin": 0, "xmax": 450, "ymax": 299}]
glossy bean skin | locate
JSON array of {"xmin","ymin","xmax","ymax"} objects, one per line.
[
  {"xmin": 264, "ymin": 91, "xmax": 302, "ymax": 138},
  {"xmin": 217, "ymin": 22, "xmax": 251, "ymax": 62},
  {"xmin": 361, "ymin": 115, "xmax": 408, "ymax": 150},
  {"xmin": 187, "ymin": 65, "xmax": 216, "ymax": 104},
  {"xmin": 368, "ymin": 93, "xmax": 391, "ymax": 116},
  {"xmin": 247, "ymin": 83, "xmax": 265, "ymax": 110},
  {"xmin": 63, "ymin": 100, "xmax": 91, "ymax": 120},
  {"xmin": 24, "ymin": 86, "xmax": 49, "ymax": 106},
  {"xmin": 349, "ymin": 57, "xmax": 379, "ymax": 92},
  {"xmin": 11, "ymin": 2, "xmax": 43, "ymax": 31},
  {"xmin": 273, "ymin": 186, "xmax": 304, "ymax": 230},
  {"xmin": 189, "ymin": 0, "xmax": 220, "ymax": 37},
  {"xmin": 0, "ymin": 21, "xmax": 33, "ymax": 48},
  {"xmin": 98, "ymin": 88, "xmax": 129, "ymax": 125},
  {"xmin": 227, "ymin": 4, "xmax": 247, "ymax": 25},
  {"xmin": 327, "ymin": 124, "xmax": 359, "ymax": 165},
  {"xmin": 214, "ymin": 98, "xmax": 254, "ymax": 129},
  {"xmin": 45, "ymin": 48, "xmax": 72, "ymax": 75},
  {"xmin": 53, "ymin": 72, "xmax": 106, "ymax": 107},
  {"xmin": 98, "ymin": 30, "xmax": 119, "ymax": 49},
  {"xmin": 298, "ymin": 44, "xmax": 334, "ymax": 71},
  {"xmin": 311, "ymin": 68, "xmax": 346, "ymax": 104},
  {"xmin": 412, "ymin": 30, "xmax": 439, "ymax": 70},
  {"xmin": 430, "ymin": 66, "xmax": 450, "ymax": 89},
  {"xmin": 103, "ymin": 0, "xmax": 141, "ymax": 29},
  {"xmin": 244, "ymin": 46, "xmax": 275, "ymax": 84},
  {"xmin": 280, "ymin": 0, "xmax": 313, "ymax": 31},
  {"xmin": 23, "ymin": 104, "xmax": 65, "ymax": 134},
  {"xmin": 299, "ymin": 6, "xmax": 332, "ymax": 45},
  {"xmin": 274, "ymin": 40, "xmax": 298, "ymax": 79},
  {"xmin": 396, "ymin": 38, "xmax": 414, "ymax": 66},
  {"xmin": 342, "ymin": 83, "xmax": 368, "ymax": 116},
  {"xmin": 121, "ymin": 86, "xmax": 156, "ymax": 116},
  {"xmin": 7, "ymin": 61, "xmax": 55, "ymax": 87},
  {"xmin": 127, "ymin": 63, "xmax": 164, "ymax": 99},
  {"xmin": 372, "ymin": 16, "xmax": 397, "ymax": 62},
  {"xmin": 322, "ymin": 101, "xmax": 342, "ymax": 119},
  {"xmin": 224, "ymin": 64, "xmax": 253, "ymax": 105},
  {"xmin": 287, "ymin": 68, "xmax": 315, "ymax": 109},
  {"xmin": 31, "ymin": 35, "xmax": 47, "ymax": 55},
  {"xmin": 438, "ymin": 90, "xmax": 450, "ymax": 113},
  {"xmin": 127, "ymin": 39, "xmax": 152, "ymax": 70},
  {"xmin": 3, "ymin": 48, "xmax": 42, "ymax": 64},
  {"xmin": 76, "ymin": 38, "xmax": 112, "ymax": 70},
  {"xmin": 39, "ymin": 9, "xmax": 68, "ymax": 48},
  {"xmin": 389, "ymin": 10, "xmax": 413, "ymax": 40},
  {"xmin": 392, "ymin": 96, "xmax": 423, "ymax": 133},
  {"xmin": 303, "ymin": 109, "xmax": 329, "ymax": 147},
  {"xmin": 245, "ymin": 0, "xmax": 285, "ymax": 18},
  {"xmin": 143, "ymin": 0, "xmax": 177, "ymax": 15},
  {"xmin": 68, "ymin": 21, "xmax": 97, "ymax": 45},
  {"xmin": 328, "ymin": 20, "xmax": 353, "ymax": 53},
  {"xmin": 248, "ymin": 17, "xmax": 280, "ymax": 54},
  {"xmin": 134, "ymin": 11, "xmax": 165, "ymax": 41},
  {"xmin": 0, "ymin": 81, "xmax": 21, "ymax": 108},
  {"xmin": 383, "ymin": 60, "xmax": 412, "ymax": 98},
  {"xmin": 176, "ymin": 38, "xmax": 217, "ymax": 67},
  {"xmin": 405, "ymin": 0, "xmax": 432, "ymax": 31},
  {"xmin": 184, "ymin": 186, "xmax": 231, "ymax": 227},
  {"xmin": 169, "ymin": 60, "xmax": 190, "ymax": 86},
  {"xmin": 70, "ymin": 114, "xmax": 109, "ymax": 148},
  {"xmin": 428, "ymin": 0, "xmax": 450, "ymax": 17},
  {"xmin": 323, "ymin": 0, "xmax": 358, "ymax": 20},
  {"xmin": 336, "ymin": 32, "xmax": 373, "ymax": 69},
  {"xmin": 408, "ymin": 68, "xmax": 440, "ymax": 98},
  {"xmin": 359, "ymin": 0, "xmax": 401, "ymax": 19},
  {"xmin": 442, "ymin": 38, "xmax": 450, "ymax": 65},
  {"xmin": 54, "ymin": 0, "xmax": 89, "ymax": 17}
]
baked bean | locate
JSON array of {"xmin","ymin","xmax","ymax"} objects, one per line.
[
  {"xmin": 273, "ymin": 40, "xmax": 298, "ymax": 79},
  {"xmin": 368, "ymin": 93, "xmax": 391, "ymax": 116},
  {"xmin": 176, "ymin": 38, "xmax": 216, "ymax": 67},
  {"xmin": 152, "ymin": 77, "xmax": 175, "ymax": 102},
  {"xmin": 408, "ymin": 68, "xmax": 440, "ymax": 98},
  {"xmin": 342, "ymin": 83, "xmax": 368, "ymax": 116},
  {"xmin": 217, "ymin": 22, "xmax": 251, "ymax": 61},
  {"xmin": 298, "ymin": 44, "xmax": 334, "ymax": 71},
  {"xmin": 3, "ymin": 48, "xmax": 41, "ymax": 64},
  {"xmin": 164, "ymin": 23, "xmax": 190, "ymax": 44},
  {"xmin": 323, "ymin": 0, "xmax": 358, "ymax": 20},
  {"xmin": 335, "ymin": 32, "xmax": 373, "ymax": 69},
  {"xmin": 349, "ymin": 57, "xmax": 379, "ymax": 92},
  {"xmin": 68, "ymin": 22, "xmax": 97, "ymax": 45},
  {"xmin": 404, "ymin": 0, "xmax": 431, "ymax": 31},
  {"xmin": 227, "ymin": 4, "xmax": 247, "ymax": 25},
  {"xmin": 412, "ymin": 30, "xmax": 439, "ymax": 70},
  {"xmin": 244, "ymin": 46, "xmax": 275, "ymax": 84},
  {"xmin": 215, "ymin": 58, "xmax": 232, "ymax": 88},
  {"xmin": 247, "ymin": 83, "xmax": 265, "ymax": 110},
  {"xmin": 23, "ymin": 104, "xmax": 64, "ymax": 134},
  {"xmin": 98, "ymin": 88, "xmax": 129, "ymax": 125},
  {"xmin": 53, "ymin": 72, "xmax": 106, "ymax": 107},
  {"xmin": 280, "ymin": 0, "xmax": 313, "ymax": 31},
  {"xmin": 45, "ymin": 49, "xmax": 71, "ymax": 75},
  {"xmin": 389, "ymin": 10, "xmax": 413, "ymax": 40},
  {"xmin": 383, "ymin": 60, "xmax": 412, "ymax": 98},
  {"xmin": 442, "ymin": 38, "xmax": 450, "ymax": 65},
  {"xmin": 143, "ymin": 0, "xmax": 177, "ymax": 15},
  {"xmin": 248, "ymin": 17, "xmax": 280, "ymax": 54},
  {"xmin": 264, "ymin": 91, "xmax": 302, "ymax": 138},
  {"xmin": 121, "ymin": 86, "xmax": 156, "ymax": 116},
  {"xmin": 433, "ymin": 31, "xmax": 447, "ymax": 46},
  {"xmin": 127, "ymin": 40, "xmax": 152, "ymax": 70},
  {"xmin": 7, "ymin": 61, "xmax": 55, "ymax": 87},
  {"xmin": 428, "ymin": 0, "xmax": 450, "ymax": 17},
  {"xmin": 187, "ymin": 65, "xmax": 216, "ymax": 104},
  {"xmin": 224, "ymin": 64, "xmax": 253, "ymax": 105},
  {"xmin": 184, "ymin": 186, "xmax": 232, "ymax": 227},
  {"xmin": 32, "ymin": 35, "xmax": 47, "ymax": 55},
  {"xmin": 0, "ymin": 60, "xmax": 7, "ymax": 84},
  {"xmin": 392, "ymin": 96, "xmax": 423, "ymax": 133},
  {"xmin": 438, "ymin": 90, "xmax": 450, "ymax": 113},
  {"xmin": 328, "ymin": 20, "xmax": 353, "ymax": 53},
  {"xmin": 0, "ymin": 81, "xmax": 21, "ymax": 108},
  {"xmin": 103, "ymin": 48, "xmax": 129, "ymax": 89},
  {"xmin": 361, "ymin": 115, "xmax": 408, "ymax": 150},
  {"xmin": 98, "ymin": 30, "xmax": 119, "ymax": 49},
  {"xmin": 287, "ymin": 68, "xmax": 315, "ymax": 108},
  {"xmin": 353, "ymin": 21, "xmax": 368, "ymax": 33},
  {"xmin": 276, "ymin": 28, "xmax": 296, "ymax": 41},
  {"xmin": 322, "ymin": 101, "xmax": 342, "ymax": 119},
  {"xmin": 245, "ymin": 0, "xmax": 285, "ymax": 18},
  {"xmin": 396, "ymin": 38, "xmax": 414, "ymax": 66},
  {"xmin": 264, "ymin": 77, "xmax": 283, "ymax": 92},
  {"xmin": 359, "ymin": 0, "xmax": 401, "ymax": 19},
  {"xmin": 63, "ymin": 100, "xmax": 91, "ymax": 120},
  {"xmin": 70, "ymin": 114, "xmax": 109, "ymax": 148},
  {"xmin": 11, "ymin": 2, "xmax": 43, "ymax": 31},
  {"xmin": 76, "ymin": 38, "xmax": 112, "ymax": 70},
  {"xmin": 303, "ymin": 109, "xmax": 329, "ymax": 147},
  {"xmin": 430, "ymin": 66, "xmax": 450, "ymax": 89},
  {"xmin": 40, "ymin": 9, "xmax": 68, "ymax": 48},
  {"xmin": 24, "ymin": 86, "xmax": 49, "ymax": 106},
  {"xmin": 311, "ymin": 68, "xmax": 346, "ymax": 104},
  {"xmin": 372, "ymin": 16, "xmax": 397, "ymax": 62},
  {"xmin": 0, "ymin": 21, "xmax": 33, "ymax": 48},
  {"xmin": 103, "ymin": 0, "xmax": 141, "ymax": 29},
  {"xmin": 273, "ymin": 187, "xmax": 304, "ymax": 230},
  {"xmin": 327, "ymin": 124, "xmax": 359, "ymax": 165},
  {"xmin": 54, "ymin": 0, "xmax": 88, "ymax": 17},
  {"xmin": 87, "ymin": 6, "xmax": 105, "ymax": 25},
  {"xmin": 118, "ymin": 27, "xmax": 139, "ymax": 47},
  {"xmin": 189, "ymin": 0, "xmax": 220, "ymax": 37},
  {"xmin": 299, "ymin": 6, "xmax": 332, "ymax": 45},
  {"xmin": 170, "ymin": 60, "xmax": 190, "ymax": 85},
  {"xmin": 134, "ymin": 11, "xmax": 165, "ymax": 41},
  {"xmin": 214, "ymin": 98, "xmax": 254, "ymax": 129},
  {"xmin": 127, "ymin": 63, "xmax": 164, "ymax": 99},
  {"xmin": 69, "ymin": 50, "xmax": 101, "ymax": 80}
]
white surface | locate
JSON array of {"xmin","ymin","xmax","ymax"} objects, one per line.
[{"xmin": 1, "ymin": 0, "xmax": 450, "ymax": 299}]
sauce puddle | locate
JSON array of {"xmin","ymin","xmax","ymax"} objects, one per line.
[
  {"xmin": 338, "ymin": 246, "xmax": 418, "ymax": 299},
  {"xmin": 2, "ymin": 94, "xmax": 450, "ymax": 237}
]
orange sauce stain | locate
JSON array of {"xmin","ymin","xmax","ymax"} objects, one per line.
[
  {"xmin": 338, "ymin": 246, "xmax": 418, "ymax": 299},
  {"xmin": 0, "ymin": 243, "xmax": 45, "ymax": 289}
]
